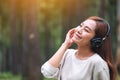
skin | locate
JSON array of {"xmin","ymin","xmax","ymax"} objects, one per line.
[
  {"xmin": 48, "ymin": 19, "xmax": 97, "ymax": 68},
  {"xmin": 72, "ymin": 20, "xmax": 96, "ymax": 60}
]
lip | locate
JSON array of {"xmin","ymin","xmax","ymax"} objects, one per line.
[{"xmin": 74, "ymin": 32, "xmax": 81, "ymax": 39}]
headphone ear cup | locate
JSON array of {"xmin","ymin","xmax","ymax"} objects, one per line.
[{"xmin": 91, "ymin": 38, "xmax": 102, "ymax": 48}]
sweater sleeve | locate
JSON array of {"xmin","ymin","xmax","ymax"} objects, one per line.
[
  {"xmin": 41, "ymin": 49, "xmax": 70, "ymax": 79},
  {"xmin": 41, "ymin": 62, "xmax": 59, "ymax": 78},
  {"xmin": 93, "ymin": 61, "xmax": 110, "ymax": 80}
]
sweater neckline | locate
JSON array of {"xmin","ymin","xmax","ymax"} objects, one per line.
[{"xmin": 73, "ymin": 50, "xmax": 97, "ymax": 62}]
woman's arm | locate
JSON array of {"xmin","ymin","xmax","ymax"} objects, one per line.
[
  {"xmin": 41, "ymin": 28, "xmax": 75, "ymax": 78},
  {"xmin": 48, "ymin": 28, "xmax": 75, "ymax": 68}
]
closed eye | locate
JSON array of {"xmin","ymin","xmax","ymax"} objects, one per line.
[
  {"xmin": 84, "ymin": 28, "xmax": 90, "ymax": 32},
  {"xmin": 85, "ymin": 26, "xmax": 92, "ymax": 32}
]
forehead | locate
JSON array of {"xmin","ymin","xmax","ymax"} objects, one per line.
[{"xmin": 82, "ymin": 19, "xmax": 96, "ymax": 31}]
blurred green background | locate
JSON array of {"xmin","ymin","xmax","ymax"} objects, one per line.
[{"xmin": 0, "ymin": 0, "xmax": 120, "ymax": 80}]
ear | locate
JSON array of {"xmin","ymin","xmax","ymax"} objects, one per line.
[{"xmin": 91, "ymin": 37, "xmax": 102, "ymax": 48}]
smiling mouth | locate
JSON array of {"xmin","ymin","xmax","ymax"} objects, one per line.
[{"xmin": 74, "ymin": 32, "xmax": 81, "ymax": 39}]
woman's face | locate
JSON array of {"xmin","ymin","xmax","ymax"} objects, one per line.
[{"xmin": 72, "ymin": 19, "xmax": 96, "ymax": 47}]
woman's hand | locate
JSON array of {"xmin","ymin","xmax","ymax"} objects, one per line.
[
  {"xmin": 63, "ymin": 28, "xmax": 75, "ymax": 47},
  {"xmin": 47, "ymin": 28, "xmax": 75, "ymax": 68}
]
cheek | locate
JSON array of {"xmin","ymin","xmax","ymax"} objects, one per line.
[
  {"xmin": 81, "ymin": 36, "xmax": 93, "ymax": 46},
  {"xmin": 86, "ymin": 35, "xmax": 93, "ymax": 40},
  {"xmin": 83, "ymin": 34, "xmax": 94, "ymax": 42}
]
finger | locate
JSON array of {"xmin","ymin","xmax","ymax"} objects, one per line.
[
  {"xmin": 69, "ymin": 28, "xmax": 75, "ymax": 33},
  {"xmin": 69, "ymin": 28, "xmax": 75, "ymax": 38}
]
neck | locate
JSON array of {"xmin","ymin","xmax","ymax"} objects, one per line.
[{"xmin": 76, "ymin": 46, "xmax": 94, "ymax": 60}]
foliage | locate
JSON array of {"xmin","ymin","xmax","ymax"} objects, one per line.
[
  {"xmin": 0, "ymin": 72, "xmax": 22, "ymax": 80},
  {"xmin": 0, "ymin": 72, "xmax": 57, "ymax": 80},
  {"xmin": 0, "ymin": 73, "xmax": 119, "ymax": 80},
  {"xmin": 117, "ymin": 74, "xmax": 120, "ymax": 80},
  {"xmin": 0, "ymin": 26, "xmax": 10, "ymax": 48},
  {"xmin": 43, "ymin": 78, "xmax": 56, "ymax": 80}
]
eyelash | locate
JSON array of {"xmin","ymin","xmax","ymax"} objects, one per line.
[
  {"xmin": 85, "ymin": 29, "xmax": 89, "ymax": 32},
  {"xmin": 79, "ymin": 25, "xmax": 89, "ymax": 32}
]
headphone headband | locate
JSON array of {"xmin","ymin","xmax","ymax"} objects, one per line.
[{"xmin": 102, "ymin": 21, "xmax": 110, "ymax": 41}]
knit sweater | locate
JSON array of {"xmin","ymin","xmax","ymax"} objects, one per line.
[{"xmin": 41, "ymin": 49, "xmax": 110, "ymax": 80}]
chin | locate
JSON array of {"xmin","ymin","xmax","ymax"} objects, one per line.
[{"xmin": 72, "ymin": 37, "xmax": 80, "ymax": 44}]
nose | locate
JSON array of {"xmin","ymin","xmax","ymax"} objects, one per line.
[{"xmin": 76, "ymin": 26, "xmax": 82, "ymax": 34}]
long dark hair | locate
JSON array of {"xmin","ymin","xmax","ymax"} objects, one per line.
[{"xmin": 87, "ymin": 16, "xmax": 117, "ymax": 80}]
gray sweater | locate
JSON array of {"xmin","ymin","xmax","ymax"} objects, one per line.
[{"xmin": 41, "ymin": 49, "xmax": 110, "ymax": 80}]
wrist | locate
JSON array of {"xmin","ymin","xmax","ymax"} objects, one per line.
[{"xmin": 62, "ymin": 42, "xmax": 71, "ymax": 48}]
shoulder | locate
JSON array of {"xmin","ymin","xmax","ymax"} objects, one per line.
[
  {"xmin": 61, "ymin": 49, "xmax": 76, "ymax": 61},
  {"xmin": 91, "ymin": 54, "xmax": 109, "ymax": 72},
  {"xmin": 60, "ymin": 49, "xmax": 76, "ymax": 66},
  {"xmin": 64, "ymin": 49, "xmax": 77, "ymax": 57},
  {"xmin": 66, "ymin": 49, "xmax": 77, "ymax": 53},
  {"xmin": 91, "ymin": 54, "xmax": 105, "ymax": 62},
  {"xmin": 61, "ymin": 49, "xmax": 76, "ymax": 60},
  {"xmin": 91, "ymin": 54, "xmax": 110, "ymax": 80},
  {"xmin": 91, "ymin": 54, "xmax": 107, "ymax": 65}
]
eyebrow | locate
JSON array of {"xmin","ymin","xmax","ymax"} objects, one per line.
[
  {"xmin": 80, "ymin": 23, "xmax": 93, "ymax": 31},
  {"xmin": 85, "ymin": 26, "xmax": 92, "ymax": 31}
]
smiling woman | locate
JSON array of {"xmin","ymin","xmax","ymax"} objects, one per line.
[
  {"xmin": 72, "ymin": 19, "xmax": 96, "ymax": 48},
  {"xmin": 41, "ymin": 16, "xmax": 117, "ymax": 80}
]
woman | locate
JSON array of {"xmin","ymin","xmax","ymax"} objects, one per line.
[{"xmin": 41, "ymin": 16, "xmax": 117, "ymax": 80}]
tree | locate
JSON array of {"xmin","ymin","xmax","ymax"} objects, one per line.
[
  {"xmin": 107, "ymin": 0, "xmax": 117, "ymax": 58},
  {"xmin": 22, "ymin": 0, "xmax": 43, "ymax": 80},
  {"xmin": 0, "ymin": 0, "xmax": 10, "ymax": 72},
  {"xmin": 61, "ymin": 0, "xmax": 77, "ymax": 43},
  {"xmin": 98, "ymin": 0, "xmax": 106, "ymax": 18},
  {"xmin": 9, "ymin": 0, "xmax": 21, "ymax": 74},
  {"xmin": 42, "ymin": 0, "xmax": 52, "ymax": 61},
  {"xmin": 117, "ymin": 0, "xmax": 120, "ymax": 74}
]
